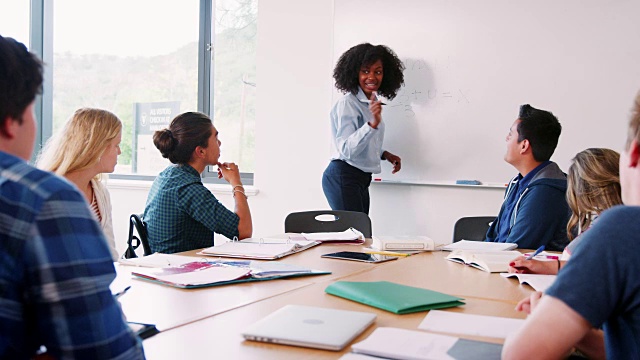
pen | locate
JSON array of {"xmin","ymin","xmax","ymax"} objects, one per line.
[
  {"xmin": 363, "ymin": 250, "xmax": 410, "ymax": 257},
  {"xmin": 114, "ymin": 285, "xmax": 131, "ymax": 299},
  {"xmin": 525, "ymin": 245, "xmax": 545, "ymax": 260}
]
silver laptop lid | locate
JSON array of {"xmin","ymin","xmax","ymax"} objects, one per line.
[{"xmin": 242, "ymin": 304, "xmax": 376, "ymax": 351}]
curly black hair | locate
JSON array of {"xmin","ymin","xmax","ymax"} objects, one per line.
[{"xmin": 333, "ymin": 43, "xmax": 405, "ymax": 100}]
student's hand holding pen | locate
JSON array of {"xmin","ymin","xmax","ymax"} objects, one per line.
[
  {"xmin": 508, "ymin": 256, "xmax": 560, "ymax": 275},
  {"xmin": 368, "ymin": 92, "xmax": 383, "ymax": 129}
]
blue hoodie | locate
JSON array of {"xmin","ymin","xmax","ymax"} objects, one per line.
[{"xmin": 485, "ymin": 162, "xmax": 571, "ymax": 251}]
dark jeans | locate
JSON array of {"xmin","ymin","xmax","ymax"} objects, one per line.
[{"xmin": 322, "ymin": 160, "xmax": 372, "ymax": 214}]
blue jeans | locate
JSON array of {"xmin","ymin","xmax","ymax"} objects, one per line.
[{"xmin": 322, "ymin": 160, "xmax": 372, "ymax": 214}]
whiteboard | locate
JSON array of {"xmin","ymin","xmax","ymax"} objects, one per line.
[{"xmin": 332, "ymin": 0, "xmax": 640, "ymax": 184}]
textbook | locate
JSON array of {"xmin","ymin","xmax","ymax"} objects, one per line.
[
  {"xmin": 325, "ymin": 281, "xmax": 464, "ymax": 314},
  {"xmin": 349, "ymin": 327, "xmax": 503, "ymax": 360},
  {"xmin": 132, "ymin": 260, "xmax": 330, "ymax": 289},
  {"xmin": 500, "ymin": 273, "xmax": 557, "ymax": 292},
  {"xmin": 441, "ymin": 240, "xmax": 517, "ymax": 252},
  {"xmin": 197, "ymin": 238, "xmax": 321, "ymax": 260},
  {"xmin": 446, "ymin": 250, "xmax": 522, "ymax": 273}
]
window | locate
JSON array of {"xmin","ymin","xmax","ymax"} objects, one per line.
[
  {"xmin": 0, "ymin": 0, "xmax": 29, "ymax": 46},
  {"xmin": 3, "ymin": 0, "xmax": 257, "ymax": 183}
]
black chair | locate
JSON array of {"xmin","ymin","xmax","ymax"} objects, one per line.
[
  {"xmin": 284, "ymin": 210, "xmax": 372, "ymax": 238},
  {"xmin": 452, "ymin": 216, "xmax": 495, "ymax": 243},
  {"xmin": 123, "ymin": 214, "xmax": 152, "ymax": 259}
]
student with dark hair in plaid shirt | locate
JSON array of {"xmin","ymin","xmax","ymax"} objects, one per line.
[
  {"xmin": 0, "ymin": 35, "xmax": 145, "ymax": 358},
  {"xmin": 144, "ymin": 112, "xmax": 253, "ymax": 253}
]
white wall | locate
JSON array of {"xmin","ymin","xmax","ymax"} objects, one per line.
[{"xmin": 108, "ymin": 0, "xmax": 505, "ymax": 257}]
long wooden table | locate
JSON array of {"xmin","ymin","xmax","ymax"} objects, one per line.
[
  {"xmin": 116, "ymin": 243, "xmax": 536, "ymax": 358},
  {"xmin": 115, "ymin": 241, "xmax": 400, "ymax": 331}
]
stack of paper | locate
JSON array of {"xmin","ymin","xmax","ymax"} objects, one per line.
[
  {"xmin": 301, "ymin": 228, "xmax": 365, "ymax": 244},
  {"xmin": 349, "ymin": 327, "xmax": 503, "ymax": 360},
  {"xmin": 418, "ymin": 310, "xmax": 525, "ymax": 339}
]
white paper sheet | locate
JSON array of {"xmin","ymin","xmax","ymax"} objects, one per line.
[{"xmin": 418, "ymin": 310, "xmax": 525, "ymax": 339}]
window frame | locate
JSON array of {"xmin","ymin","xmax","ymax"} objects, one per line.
[{"xmin": 28, "ymin": 0, "xmax": 254, "ymax": 185}]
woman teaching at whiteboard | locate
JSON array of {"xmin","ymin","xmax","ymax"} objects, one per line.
[{"xmin": 322, "ymin": 43, "xmax": 405, "ymax": 214}]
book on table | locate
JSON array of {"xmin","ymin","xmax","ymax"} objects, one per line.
[
  {"xmin": 196, "ymin": 237, "xmax": 321, "ymax": 260},
  {"xmin": 500, "ymin": 273, "xmax": 557, "ymax": 292},
  {"xmin": 446, "ymin": 250, "xmax": 522, "ymax": 273},
  {"xmin": 131, "ymin": 259, "xmax": 330, "ymax": 289},
  {"xmin": 325, "ymin": 281, "xmax": 464, "ymax": 314},
  {"xmin": 441, "ymin": 240, "xmax": 517, "ymax": 252}
]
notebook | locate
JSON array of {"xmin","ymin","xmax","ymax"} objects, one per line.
[
  {"xmin": 446, "ymin": 250, "xmax": 522, "ymax": 273},
  {"xmin": 325, "ymin": 281, "xmax": 464, "ymax": 314},
  {"xmin": 501, "ymin": 273, "xmax": 557, "ymax": 292},
  {"xmin": 441, "ymin": 240, "xmax": 517, "ymax": 252},
  {"xmin": 131, "ymin": 260, "xmax": 330, "ymax": 289},
  {"xmin": 197, "ymin": 238, "xmax": 320, "ymax": 260},
  {"xmin": 242, "ymin": 305, "xmax": 376, "ymax": 351}
]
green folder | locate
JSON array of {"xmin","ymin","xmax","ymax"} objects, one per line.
[{"xmin": 325, "ymin": 281, "xmax": 465, "ymax": 314}]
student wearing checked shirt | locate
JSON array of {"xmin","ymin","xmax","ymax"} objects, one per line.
[
  {"xmin": 144, "ymin": 111, "xmax": 253, "ymax": 253},
  {"xmin": 0, "ymin": 35, "xmax": 144, "ymax": 359}
]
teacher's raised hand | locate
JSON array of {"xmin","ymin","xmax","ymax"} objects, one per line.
[{"xmin": 368, "ymin": 92, "xmax": 382, "ymax": 129}]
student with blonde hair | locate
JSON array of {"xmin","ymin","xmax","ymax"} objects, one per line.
[
  {"xmin": 508, "ymin": 148, "xmax": 622, "ymax": 275},
  {"xmin": 0, "ymin": 35, "xmax": 143, "ymax": 359},
  {"xmin": 38, "ymin": 108, "xmax": 122, "ymax": 259}
]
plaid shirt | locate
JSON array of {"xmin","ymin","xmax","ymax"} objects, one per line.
[
  {"xmin": 144, "ymin": 164, "xmax": 239, "ymax": 253},
  {"xmin": 0, "ymin": 151, "xmax": 145, "ymax": 359}
]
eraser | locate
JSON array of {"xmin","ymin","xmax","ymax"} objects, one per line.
[{"xmin": 456, "ymin": 180, "xmax": 482, "ymax": 185}]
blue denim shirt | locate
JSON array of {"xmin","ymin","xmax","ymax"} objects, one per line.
[{"xmin": 329, "ymin": 87, "xmax": 386, "ymax": 173}]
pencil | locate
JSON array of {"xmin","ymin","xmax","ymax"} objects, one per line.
[{"xmin": 363, "ymin": 250, "xmax": 410, "ymax": 257}]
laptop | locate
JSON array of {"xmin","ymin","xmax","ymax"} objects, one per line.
[{"xmin": 242, "ymin": 304, "xmax": 376, "ymax": 351}]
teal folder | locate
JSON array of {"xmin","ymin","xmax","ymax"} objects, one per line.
[{"xmin": 325, "ymin": 281, "xmax": 464, "ymax": 314}]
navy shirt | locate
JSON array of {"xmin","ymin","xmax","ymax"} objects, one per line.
[
  {"xmin": 546, "ymin": 205, "xmax": 640, "ymax": 358},
  {"xmin": 496, "ymin": 161, "xmax": 551, "ymax": 241}
]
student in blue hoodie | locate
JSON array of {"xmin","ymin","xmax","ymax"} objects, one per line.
[{"xmin": 484, "ymin": 104, "xmax": 570, "ymax": 251}]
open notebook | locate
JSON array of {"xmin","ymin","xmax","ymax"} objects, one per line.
[
  {"xmin": 197, "ymin": 238, "xmax": 320, "ymax": 260},
  {"xmin": 446, "ymin": 250, "xmax": 522, "ymax": 273},
  {"xmin": 131, "ymin": 260, "xmax": 329, "ymax": 289},
  {"xmin": 441, "ymin": 240, "xmax": 517, "ymax": 252},
  {"xmin": 501, "ymin": 273, "xmax": 557, "ymax": 292}
]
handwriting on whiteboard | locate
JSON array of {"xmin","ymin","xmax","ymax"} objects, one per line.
[{"xmin": 387, "ymin": 58, "xmax": 470, "ymax": 118}]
